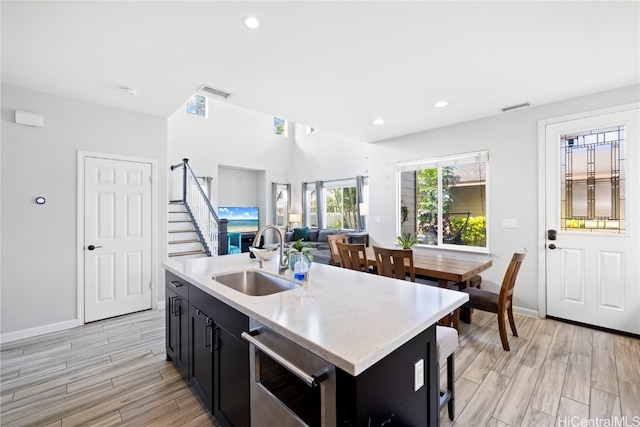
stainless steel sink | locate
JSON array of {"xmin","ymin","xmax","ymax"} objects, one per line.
[{"xmin": 213, "ymin": 270, "xmax": 300, "ymax": 296}]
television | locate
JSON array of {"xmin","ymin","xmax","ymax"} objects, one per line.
[{"xmin": 218, "ymin": 207, "xmax": 259, "ymax": 233}]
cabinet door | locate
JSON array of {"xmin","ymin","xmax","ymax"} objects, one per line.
[
  {"xmin": 189, "ymin": 304, "xmax": 214, "ymax": 412},
  {"xmin": 166, "ymin": 288, "xmax": 179, "ymax": 362},
  {"xmin": 175, "ymin": 296, "xmax": 189, "ymax": 379},
  {"xmin": 214, "ymin": 328, "xmax": 250, "ymax": 427},
  {"xmin": 166, "ymin": 288, "xmax": 189, "ymax": 379}
]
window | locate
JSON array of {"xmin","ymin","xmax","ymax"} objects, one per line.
[
  {"xmin": 324, "ymin": 181, "xmax": 358, "ymax": 229},
  {"xmin": 272, "ymin": 183, "xmax": 291, "ymax": 229},
  {"xmin": 274, "ymin": 117, "xmax": 288, "ymax": 137},
  {"xmin": 186, "ymin": 94, "xmax": 207, "ymax": 118},
  {"xmin": 560, "ymin": 126, "xmax": 625, "ymax": 233},
  {"xmin": 303, "ymin": 183, "xmax": 317, "ymax": 227},
  {"xmin": 398, "ymin": 151, "xmax": 488, "ymax": 251},
  {"xmin": 302, "ymin": 177, "xmax": 368, "ymax": 231}
]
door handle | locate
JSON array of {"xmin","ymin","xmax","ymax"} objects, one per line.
[
  {"xmin": 87, "ymin": 245, "xmax": 103, "ymax": 251},
  {"xmin": 213, "ymin": 326, "xmax": 220, "ymax": 352},
  {"xmin": 204, "ymin": 318, "xmax": 212, "ymax": 349},
  {"xmin": 548, "ymin": 244, "xmax": 562, "ymax": 250}
]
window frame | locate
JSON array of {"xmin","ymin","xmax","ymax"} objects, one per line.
[
  {"xmin": 397, "ymin": 151, "xmax": 489, "ymax": 254},
  {"xmin": 322, "ymin": 179, "xmax": 358, "ymax": 230},
  {"xmin": 302, "ymin": 177, "xmax": 368, "ymax": 231}
]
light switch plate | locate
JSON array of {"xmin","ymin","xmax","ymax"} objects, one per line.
[
  {"xmin": 414, "ymin": 359, "xmax": 424, "ymax": 391},
  {"xmin": 501, "ymin": 218, "xmax": 518, "ymax": 229}
]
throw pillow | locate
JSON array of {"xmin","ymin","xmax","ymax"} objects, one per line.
[{"xmin": 292, "ymin": 227, "xmax": 309, "ymax": 241}]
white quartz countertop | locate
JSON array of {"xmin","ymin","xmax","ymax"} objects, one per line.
[{"xmin": 164, "ymin": 254, "xmax": 468, "ymax": 376}]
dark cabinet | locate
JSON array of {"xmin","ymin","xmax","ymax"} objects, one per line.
[
  {"xmin": 189, "ymin": 304, "xmax": 215, "ymax": 412},
  {"xmin": 190, "ymin": 284, "xmax": 250, "ymax": 427},
  {"xmin": 240, "ymin": 233, "xmax": 263, "ymax": 254},
  {"xmin": 214, "ymin": 327, "xmax": 250, "ymax": 427},
  {"xmin": 166, "ymin": 273, "xmax": 189, "ymax": 380},
  {"xmin": 167, "ymin": 274, "xmax": 250, "ymax": 427}
]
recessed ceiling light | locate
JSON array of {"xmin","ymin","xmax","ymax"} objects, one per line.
[
  {"xmin": 245, "ymin": 16, "xmax": 260, "ymax": 29},
  {"xmin": 373, "ymin": 118, "xmax": 384, "ymax": 125},
  {"xmin": 434, "ymin": 100, "xmax": 448, "ymax": 108}
]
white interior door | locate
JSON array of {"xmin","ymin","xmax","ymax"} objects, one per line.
[
  {"xmin": 544, "ymin": 107, "xmax": 639, "ymax": 334},
  {"xmin": 84, "ymin": 156, "xmax": 153, "ymax": 322}
]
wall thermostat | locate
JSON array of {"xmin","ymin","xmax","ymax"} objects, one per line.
[{"xmin": 35, "ymin": 197, "xmax": 46, "ymax": 205}]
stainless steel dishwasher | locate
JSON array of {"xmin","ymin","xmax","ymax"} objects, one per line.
[{"xmin": 241, "ymin": 323, "xmax": 336, "ymax": 427}]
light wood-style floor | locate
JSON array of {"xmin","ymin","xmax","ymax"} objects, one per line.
[{"xmin": 1, "ymin": 309, "xmax": 638, "ymax": 426}]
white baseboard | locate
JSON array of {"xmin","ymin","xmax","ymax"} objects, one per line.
[
  {"xmin": 513, "ymin": 306, "xmax": 540, "ymax": 318},
  {"xmin": 0, "ymin": 319, "xmax": 82, "ymax": 344}
]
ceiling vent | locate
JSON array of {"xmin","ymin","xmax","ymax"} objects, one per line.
[
  {"xmin": 199, "ymin": 85, "xmax": 232, "ymax": 99},
  {"xmin": 501, "ymin": 102, "xmax": 531, "ymax": 112}
]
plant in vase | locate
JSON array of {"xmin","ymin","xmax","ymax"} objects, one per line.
[
  {"xmin": 395, "ymin": 232, "xmax": 417, "ymax": 249},
  {"xmin": 284, "ymin": 238, "xmax": 315, "ymax": 270}
]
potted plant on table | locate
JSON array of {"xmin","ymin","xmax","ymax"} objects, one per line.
[
  {"xmin": 395, "ymin": 232, "xmax": 417, "ymax": 249},
  {"xmin": 284, "ymin": 238, "xmax": 315, "ymax": 270}
]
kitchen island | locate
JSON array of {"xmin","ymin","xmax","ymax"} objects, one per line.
[{"xmin": 164, "ymin": 253, "xmax": 468, "ymax": 426}]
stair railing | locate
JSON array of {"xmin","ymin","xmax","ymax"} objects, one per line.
[{"xmin": 170, "ymin": 158, "xmax": 219, "ymax": 256}]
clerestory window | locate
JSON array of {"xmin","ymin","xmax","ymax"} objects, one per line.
[
  {"xmin": 274, "ymin": 117, "xmax": 288, "ymax": 137},
  {"xmin": 186, "ymin": 94, "xmax": 207, "ymax": 118}
]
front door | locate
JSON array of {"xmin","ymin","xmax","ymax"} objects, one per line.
[
  {"xmin": 544, "ymin": 106, "xmax": 639, "ymax": 334},
  {"xmin": 84, "ymin": 156, "xmax": 153, "ymax": 322}
]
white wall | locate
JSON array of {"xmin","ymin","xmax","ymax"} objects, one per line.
[
  {"xmin": 0, "ymin": 84, "xmax": 167, "ymax": 337},
  {"xmin": 218, "ymin": 167, "xmax": 259, "ymax": 208},
  {"xmin": 367, "ymin": 84, "xmax": 640, "ymax": 315},
  {"xmin": 290, "ymin": 123, "xmax": 370, "ymax": 211},
  {"xmin": 168, "ymin": 100, "xmax": 293, "ymax": 227}
]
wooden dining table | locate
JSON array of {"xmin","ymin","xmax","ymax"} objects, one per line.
[{"xmin": 365, "ymin": 247, "xmax": 493, "ymax": 327}]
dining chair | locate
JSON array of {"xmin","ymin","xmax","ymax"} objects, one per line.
[
  {"xmin": 457, "ymin": 274, "xmax": 482, "ymax": 323},
  {"xmin": 336, "ymin": 242, "xmax": 369, "ymax": 272},
  {"xmin": 372, "ymin": 246, "xmax": 415, "ymax": 282},
  {"xmin": 436, "ymin": 325, "xmax": 458, "ymax": 421},
  {"xmin": 460, "ymin": 249, "xmax": 527, "ymax": 351},
  {"xmin": 326, "ymin": 233, "xmax": 349, "ymax": 266},
  {"xmin": 374, "ymin": 246, "xmax": 460, "ymax": 329}
]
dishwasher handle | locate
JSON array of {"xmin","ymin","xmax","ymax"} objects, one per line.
[{"xmin": 241, "ymin": 331, "xmax": 328, "ymax": 388}]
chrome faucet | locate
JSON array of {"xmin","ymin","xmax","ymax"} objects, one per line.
[{"xmin": 252, "ymin": 225, "xmax": 288, "ymax": 273}]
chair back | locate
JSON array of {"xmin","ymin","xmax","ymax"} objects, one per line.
[
  {"xmin": 336, "ymin": 242, "xmax": 368, "ymax": 272},
  {"xmin": 327, "ymin": 233, "xmax": 349, "ymax": 265},
  {"xmin": 499, "ymin": 249, "xmax": 527, "ymax": 309},
  {"xmin": 373, "ymin": 246, "xmax": 415, "ymax": 282}
]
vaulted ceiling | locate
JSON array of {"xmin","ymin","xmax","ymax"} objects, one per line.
[{"xmin": 2, "ymin": 1, "xmax": 638, "ymax": 142}]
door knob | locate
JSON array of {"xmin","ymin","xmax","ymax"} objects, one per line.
[
  {"xmin": 87, "ymin": 245, "xmax": 103, "ymax": 251},
  {"xmin": 548, "ymin": 243, "xmax": 562, "ymax": 250}
]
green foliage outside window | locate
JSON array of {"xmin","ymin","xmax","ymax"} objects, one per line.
[
  {"xmin": 415, "ymin": 166, "xmax": 486, "ymax": 247},
  {"xmin": 325, "ymin": 187, "xmax": 357, "ymax": 229},
  {"xmin": 449, "ymin": 216, "xmax": 487, "ymax": 247}
]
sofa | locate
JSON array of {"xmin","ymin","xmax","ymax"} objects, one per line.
[{"xmin": 284, "ymin": 227, "xmax": 344, "ymax": 264}]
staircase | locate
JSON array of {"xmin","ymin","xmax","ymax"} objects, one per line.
[{"xmin": 168, "ymin": 201, "xmax": 207, "ymax": 259}]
